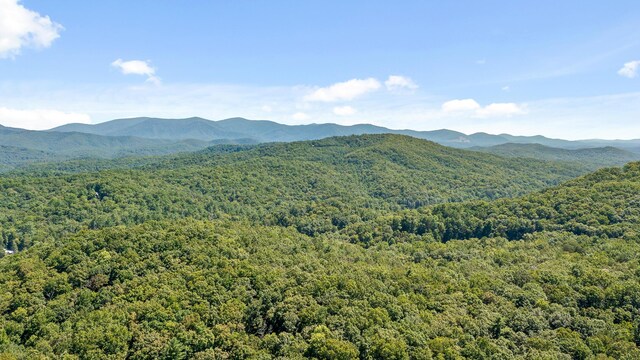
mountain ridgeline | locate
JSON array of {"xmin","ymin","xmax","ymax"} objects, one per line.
[
  {"xmin": 1, "ymin": 117, "xmax": 638, "ymax": 171},
  {"xmin": 0, "ymin": 123, "xmax": 261, "ymax": 169},
  {"xmin": 472, "ymin": 143, "xmax": 640, "ymax": 170},
  {"xmin": 50, "ymin": 116, "xmax": 640, "ymax": 150},
  {"xmin": 0, "ymin": 132, "xmax": 639, "ymax": 358}
]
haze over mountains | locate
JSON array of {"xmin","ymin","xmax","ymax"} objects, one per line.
[
  {"xmin": 50, "ymin": 116, "xmax": 640, "ymax": 150},
  {"xmin": 1, "ymin": 117, "xmax": 639, "ymax": 170},
  {"xmin": 474, "ymin": 143, "xmax": 640, "ymax": 170}
]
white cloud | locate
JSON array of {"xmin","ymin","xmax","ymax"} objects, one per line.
[
  {"xmin": 292, "ymin": 112, "xmax": 310, "ymax": 121},
  {"xmin": 475, "ymin": 102, "xmax": 526, "ymax": 118},
  {"xmin": 618, "ymin": 60, "xmax": 640, "ymax": 78},
  {"xmin": 333, "ymin": 106, "xmax": 357, "ymax": 116},
  {"xmin": 441, "ymin": 99, "xmax": 481, "ymax": 112},
  {"xmin": 502, "ymin": 85, "xmax": 510, "ymax": 92},
  {"xmin": 111, "ymin": 59, "xmax": 161, "ymax": 85},
  {"xmin": 304, "ymin": 78, "xmax": 381, "ymax": 102},
  {"xmin": 261, "ymin": 105, "xmax": 273, "ymax": 112},
  {"xmin": 385, "ymin": 75, "xmax": 418, "ymax": 90},
  {"xmin": 0, "ymin": 0, "xmax": 62, "ymax": 58},
  {"xmin": 0, "ymin": 107, "xmax": 90, "ymax": 130},
  {"xmin": 442, "ymin": 98, "xmax": 525, "ymax": 118}
]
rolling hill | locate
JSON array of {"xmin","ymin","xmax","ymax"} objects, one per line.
[
  {"xmin": 0, "ymin": 124, "xmax": 258, "ymax": 170},
  {"xmin": 0, "ymin": 134, "xmax": 586, "ymax": 249},
  {"xmin": 472, "ymin": 143, "xmax": 640, "ymax": 170},
  {"xmin": 0, "ymin": 124, "xmax": 209, "ymax": 157}
]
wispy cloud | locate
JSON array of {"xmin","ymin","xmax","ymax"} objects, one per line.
[
  {"xmin": 304, "ymin": 78, "xmax": 381, "ymax": 102},
  {"xmin": 333, "ymin": 105, "xmax": 356, "ymax": 116},
  {"xmin": 0, "ymin": 107, "xmax": 90, "ymax": 130},
  {"xmin": 385, "ymin": 75, "xmax": 418, "ymax": 91},
  {"xmin": 618, "ymin": 60, "xmax": 640, "ymax": 78},
  {"xmin": 442, "ymin": 98, "xmax": 526, "ymax": 118},
  {"xmin": 475, "ymin": 102, "xmax": 526, "ymax": 118},
  {"xmin": 0, "ymin": 0, "xmax": 63, "ymax": 58},
  {"xmin": 292, "ymin": 112, "xmax": 310, "ymax": 121},
  {"xmin": 111, "ymin": 59, "xmax": 161, "ymax": 85},
  {"xmin": 441, "ymin": 99, "xmax": 481, "ymax": 112}
]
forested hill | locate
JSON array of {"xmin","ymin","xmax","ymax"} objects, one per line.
[
  {"xmin": 0, "ymin": 134, "xmax": 587, "ymax": 250},
  {"xmin": 1, "ymin": 148, "xmax": 640, "ymax": 357},
  {"xmin": 472, "ymin": 143, "xmax": 640, "ymax": 170},
  {"xmin": 0, "ymin": 125, "xmax": 212, "ymax": 166},
  {"xmin": 0, "ymin": 125, "xmax": 259, "ymax": 171},
  {"xmin": 361, "ymin": 162, "xmax": 640, "ymax": 245}
]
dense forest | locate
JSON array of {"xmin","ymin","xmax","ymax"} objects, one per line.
[
  {"xmin": 1, "ymin": 134, "xmax": 639, "ymax": 359},
  {"xmin": 0, "ymin": 135, "xmax": 586, "ymax": 250},
  {"xmin": 471, "ymin": 143, "xmax": 640, "ymax": 171}
]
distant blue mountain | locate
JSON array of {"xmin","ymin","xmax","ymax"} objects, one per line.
[
  {"xmin": 49, "ymin": 116, "xmax": 640, "ymax": 151},
  {"xmin": 1, "ymin": 117, "xmax": 639, "ymax": 171}
]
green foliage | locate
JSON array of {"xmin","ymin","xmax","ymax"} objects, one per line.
[
  {"xmin": 308, "ymin": 325, "xmax": 359, "ymax": 359},
  {"xmin": 1, "ymin": 219, "xmax": 639, "ymax": 358},
  {"xmin": 0, "ymin": 134, "xmax": 585, "ymax": 250},
  {"xmin": 0, "ymin": 134, "xmax": 639, "ymax": 358},
  {"xmin": 380, "ymin": 162, "xmax": 640, "ymax": 243},
  {"xmin": 473, "ymin": 143, "xmax": 640, "ymax": 170}
]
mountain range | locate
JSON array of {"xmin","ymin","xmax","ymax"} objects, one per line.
[
  {"xmin": 473, "ymin": 142, "xmax": 640, "ymax": 170},
  {"xmin": 49, "ymin": 116, "xmax": 640, "ymax": 150},
  {"xmin": 1, "ymin": 117, "xmax": 639, "ymax": 170}
]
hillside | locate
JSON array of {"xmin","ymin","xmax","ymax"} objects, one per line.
[
  {"xmin": 365, "ymin": 162, "xmax": 640, "ymax": 244},
  {"xmin": 0, "ymin": 125, "xmax": 210, "ymax": 156},
  {"xmin": 0, "ymin": 134, "xmax": 587, "ymax": 250},
  {"xmin": 1, "ymin": 148, "xmax": 640, "ymax": 358},
  {"xmin": 0, "ymin": 145, "xmax": 61, "ymax": 167},
  {"xmin": 472, "ymin": 143, "xmax": 640, "ymax": 170},
  {"xmin": 0, "ymin": 125, "xmax": 258, "ymax": 170}
]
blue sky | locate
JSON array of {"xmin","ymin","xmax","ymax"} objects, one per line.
[{"xmin": 1, "ymin": 0, "xmax": 639, "ymax": 139}]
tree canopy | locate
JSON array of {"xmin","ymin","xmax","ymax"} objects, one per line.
[{"xmin": 1, "ymin": 134, "xmax": 639, "ymax": 359}]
